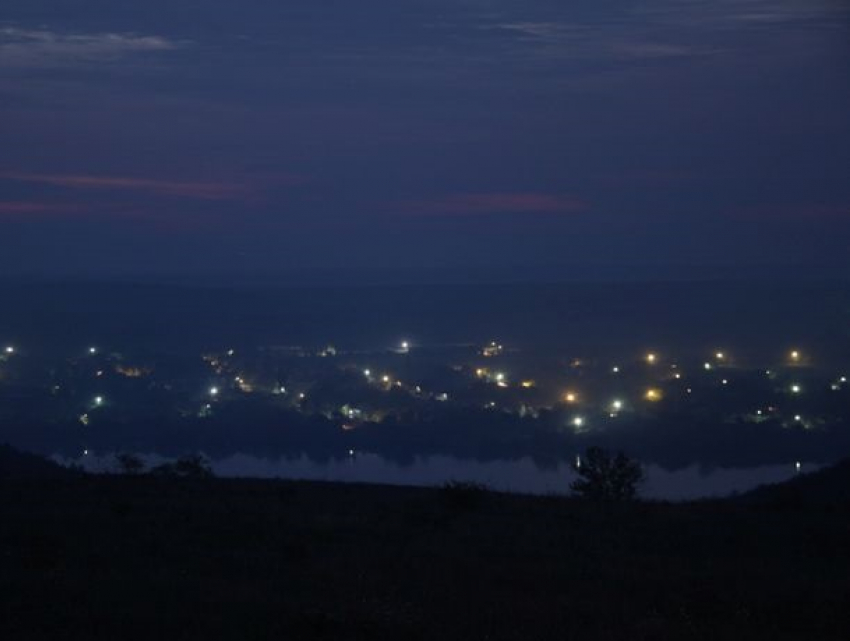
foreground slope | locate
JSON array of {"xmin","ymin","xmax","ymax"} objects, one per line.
[{"xmin": 2, "ymin": 465, "xmax": 849, "ymax": 640}]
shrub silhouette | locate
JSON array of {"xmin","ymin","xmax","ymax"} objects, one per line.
[
  {"xmin": 115, "ymin": 453, "xmax": 145, "ymax": 476},
  {"xmin": 150, "ymin": 455, "xmax": 214, "ymax": 479},
  {"xmin": 174, "ymin": 455, "xmax": 214, "ymax": 479},
  {"xmin": 439, "ymin": 481, "xmax": 490, "ymax": 510},
  {"xmin": 571, "ymin": 447, "xmax": 644, "ymax": 501}
]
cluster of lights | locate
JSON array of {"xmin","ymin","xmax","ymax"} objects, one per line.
[{"xmin": 482, "ymin": 341, "xmax": 503, "ymax": 357}]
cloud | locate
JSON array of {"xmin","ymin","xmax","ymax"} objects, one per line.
[
  {"xmin": 484, "ymin": 20, "xmax": 713, "ymax": 62},
  {"xmin": 397, "ymin": 193, "xmax": 587, "ymax": 217},
  {"xmin": 0, "ymin": 27, "xmax": 182, "ymax": 68},
  {"xmin": 0, "ymin": 201, "xmax": 78, "ymax": 216},
  {"xmin": 0, "ymin": 172, "xmax": 248, "ymax": 201}
]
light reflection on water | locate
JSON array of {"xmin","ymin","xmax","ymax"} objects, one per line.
[{"xmin": 61, "ymin": 452, "xmax": 815, "ymax": 501}]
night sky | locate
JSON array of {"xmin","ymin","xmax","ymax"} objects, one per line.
[{"xmin": 2, "ymin": 1, "xmax": 849, "ymax": 280}]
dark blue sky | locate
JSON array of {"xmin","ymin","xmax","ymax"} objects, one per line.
[{"xmin": 1, "ymin": 0, "xmax": 849, "ymax": 280}]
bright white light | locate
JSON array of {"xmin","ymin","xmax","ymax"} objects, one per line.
[
  {"xmin": 790, "ymin": 384, "xmax": 801, "ymax": 394},
  {"xmin": 715, "ymin": 352, "xmax": 725, "ymax": 360},
  {"xmin": 703, "ymin": 362, "xmax": 712, "ymax": 370},
  {"xmin": 298, "ymin": 392, "xmax": 306, "ymax": 399},
  {"xmin": 83, "ymin": 449, "xmax": 89, "ymax": 456},
  {"xmin": 722, "ymin": 379, "xmax": 728, "ymax": 385},
  {"xmin": 227, "ymin": 349, "xmax": 235, "ymax": 356},
  {"xmin": 646, "ymin": 353, "xmax": 657, "ymax": 364},
  {"xmin": 565, "ymin": 392, "xmax": 577, "ymax": 403},
  {"xmin": 400, "ymin": 340, "xmax": 410, "ymax": 352},
  {"xmin": 611, "ymin": 399, "xmax": 623, "ymax": 411},
  {"xmin": 348, "ymin": 449, "xmax": 355, "ymax": 457},
  {"xmin": 363, "ymin": 369, "xmax": 371, "ymax": 377},
  {"xmin": 790, "ymin": 350, "xmax": 800, "ymax": 361},
  {"xmin": 572, "ymin": 416, "xmax": 584, "ymax": 428},
  {"xmin": 794, "ymin": 414, "xmax": 802, "ymax": 422},
  {"xmin": 209, "ymin": 386, "xmax": 219, "ymax": 396},
  {"xmin": 4, "ymin": 346, "xmax": 14, "ymax": 354},
  {"xmin": 611, "ymin": 366, "xmax": 620, "ymax": 374},
  {"xmin": 495, "ymin": 372, "xmax": 505, "ymax": 382},
  {"xmin": 841, "ymin": 376, "xmax": 847, "ymax": 383},
  {"xmin": 795, "ymin": 461, "xmax": 802, "ymax": 473},
  {"xmin": 674, "ymin": 373, "xmax": 681, "ymax": 380},
  {"xmin": 89, "ymin": 347, "xmax": 97, "ymax": 355},
  {"xmin": 382, "ymin": 375, "xmax": 390, "ymax": 383},
  {"xmin": 94, "ymin": 396, "xmax": 103, "ymax": 405}
]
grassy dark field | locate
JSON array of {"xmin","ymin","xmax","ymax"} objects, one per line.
[{"xmin": 2, "ymin": 457, "xmax": 850, "ymax": 639}]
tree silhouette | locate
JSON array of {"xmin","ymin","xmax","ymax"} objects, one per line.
[{"xmin": 571, "ymin": 447, "xmax": 644, "ymax": 501}]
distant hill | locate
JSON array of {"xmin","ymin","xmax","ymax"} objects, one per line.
[
  {"xmin": 738, "ymin": 458, "xmax": 850, "ymax": 506},
  {"xmin": 0, "ymin": 444, "xmax": 77, "ymax": 480}
]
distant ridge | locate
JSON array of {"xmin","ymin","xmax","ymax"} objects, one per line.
[{"xmin": 0, "ymin": 444, "xmax": 77, "ymax": 480}]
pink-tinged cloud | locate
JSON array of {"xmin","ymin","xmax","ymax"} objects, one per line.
[
  {"xmin": 0, "ymin": 172, "xmax": 251, "ymax": 200},
  {"xmin": 0, "ymin": 201, "xmax": 81, "ymax": 216},
  {"xmin": 398, "ymin": 193, "xmax": 587, "ymax": 216}
]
